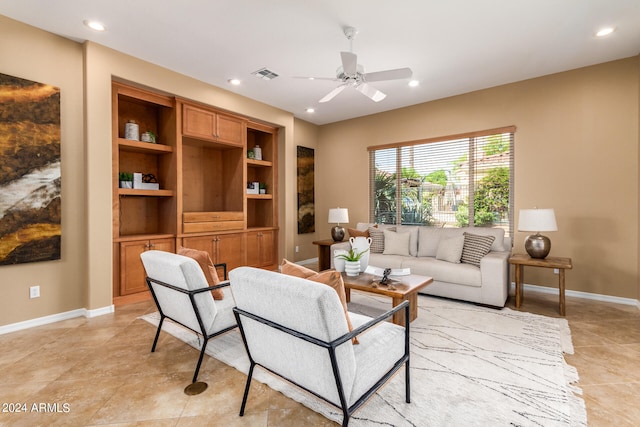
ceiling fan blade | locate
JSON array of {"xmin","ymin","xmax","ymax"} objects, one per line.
[
  {"xmin": 292, "ymin": 76, "xmax": 340, "ymax": 81},
  {"xmin": 363, "ymin": 67, "xmax": 413, "ymax": 82},
  {"xmin": 319, "ymin": 85, "xmax": 347, "ymax": 103},
  {"xmin": 356, "ymin": 83, "xmax": 386, "ymax": 102},
  {"xmin": 340, "ymin": 51, "xmax": 358, "ymax": 76}
]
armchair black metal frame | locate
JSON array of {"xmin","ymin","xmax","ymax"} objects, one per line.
[
  {"xmin": 233, "ymin": 300, "xmax": 410, "ymax": 427},
  {"xmin": 146, "ymin": 263, "xmax": 237, "ymax": 385}
]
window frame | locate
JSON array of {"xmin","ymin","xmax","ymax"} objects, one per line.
[{"xmin": 368, "ymin": 126, "xmax": 515, "ymax": 236}]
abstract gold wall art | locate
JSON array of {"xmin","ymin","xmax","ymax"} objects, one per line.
[
  {"xmin": 0, "ymin": 73, "xmax": 61, "ymax": 265},
  {"xmin": 297, "ymin": 146, "xmax": 315, "ymax": 234}
]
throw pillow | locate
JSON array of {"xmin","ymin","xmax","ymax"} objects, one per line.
[
  {"xmin": 417, "ymin": 227, "xmax": 442, "ymax": 257},
  {"xmin": 177, "ymin": 247, "xmax": 224, "ymax": 300},
  {"xmin": 382, "ymin": 229, "xmax": 411, "ymax": 256},
  {"xmin": 280, "ymin": 259, "xmax": 358, "ymax": 344},
  {"xmin": 348, "ymin": 228, "xmax": 369, "ymax": 238},
  {"xmin": 461, "ymin": 232, "xmax": 495, "ymax": 267},
  {"xmin": 435, "ymin": 235, "xmax": 464, "ymax": 264},
  {"xmin": 369, "ymin": 226, "xmax": 395, "ymax": 253}
]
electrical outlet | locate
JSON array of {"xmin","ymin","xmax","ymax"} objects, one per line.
[
  {"xmin": 553, "ymin": 268, "xmax": 559, "ymax": 274},
  {"xmin": 295, "ymin": 245, "xmax": 299, "ymax": 253},
  {"xmin": 30, "ymin": 285, "xmax": 40, "ymax": 299}
]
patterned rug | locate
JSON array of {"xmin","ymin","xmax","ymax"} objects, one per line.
[{"xmin": 141, "ymin": 293, "xmax": 587, "ymax": 426}]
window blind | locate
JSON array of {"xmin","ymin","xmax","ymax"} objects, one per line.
[{"xmin": 368, "ymin": 126, "xmax": 515, "ymax": 237}]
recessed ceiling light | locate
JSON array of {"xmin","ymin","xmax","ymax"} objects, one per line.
[
  {"xmin": 228, "ymin": 78, "xmax": 241, "ymax": 85},
  {"xmin": 305, "ymin": 108, "xmax": 315, "ymax": 113},
  {"xmin": 595, "ymin": 27, "xmax": 615, "ymax": 37},
  {"xmin": 408, "ymin": 80, "xmax": 420, "ymax": 87},
  {"xmin": 84, "ymin": 20, "xmax": 106, "ymax": 31}
]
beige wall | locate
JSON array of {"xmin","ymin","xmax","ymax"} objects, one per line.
[
  {"xmin": 317, "ymin": 57, "xmax": 640, "ymax": 299},
  {"xmin": 1, "ymin": 15, "xmax": 638, "ymax": 328},
  {"xmin": 0, "ymin": 16, "xmax": 86, "ymax": 325},
  {"xmin": 292, "ymin": 118, "xmax": 321, "ymax": 262}
]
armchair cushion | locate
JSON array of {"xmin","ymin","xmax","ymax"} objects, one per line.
[
  {"xmin": 231, "ymin": 267, "xmax": 357, "ymax": 405},
  {"xmin": 280, "ymin": 259, "xmax": 358, "ymax": 344},
  {"xmin": 178, "ymin": 246, "xmax": 224, "ymax": 300},
  {"xmin": 140, "ymin": 250, "xmax": 218, "ymax": 334}
]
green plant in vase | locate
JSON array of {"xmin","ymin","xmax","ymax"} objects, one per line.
[
  {"xmin": 336, "ymin": 248, "xmax": 369, "ymax": 276},
  {"xmin": 119, "ymin": 172, "xmax": 133, "ymax": 189}
]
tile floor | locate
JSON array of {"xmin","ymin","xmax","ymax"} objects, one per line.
[{"xmin": 0, "ymin": 282, "xmax": 639, "ymax": 426}]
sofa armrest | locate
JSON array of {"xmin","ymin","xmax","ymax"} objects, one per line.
[
  {"xmin": 330, "ymin": 241, "xmax": 351, "ymax": 268},
  {"xmin": 479, "ymin": 250, "xmax": 511, "ymax": 307}
]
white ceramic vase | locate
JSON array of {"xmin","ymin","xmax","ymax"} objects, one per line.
[
  {"xmin": 333, "ymin": 249, "xmax": 348, "ymax": 272},
  {"xmin": 344, "ymin": 260, "xmax": 361, "ymax": 277},
  {"xmin": 349, "ymin": 236, "xmax": 372, "ymax": 272}
]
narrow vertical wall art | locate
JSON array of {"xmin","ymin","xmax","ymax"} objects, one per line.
[
  {"xmin": 297, "ymin": 146, "xmax": 315, "ymax": 234},
  {"xmin": 0, "ymin": 73, "xmax": 61, "ymax": 265}
]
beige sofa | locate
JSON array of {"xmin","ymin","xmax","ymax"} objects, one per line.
[{"xmin": 331, "ymin": 223, "xmax": 512, "ymax": 307}]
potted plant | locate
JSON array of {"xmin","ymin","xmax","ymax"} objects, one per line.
[
  {"xmin": 119, "ymin": 172, "xmax": 133, "ymax": 188},
  {"xmin": 336, "ymin": 248, "xmax": 369, "ymax": 276},
  {"xmin": 259, "ymin": 183, "xmax": 267, "ymax": 194}
]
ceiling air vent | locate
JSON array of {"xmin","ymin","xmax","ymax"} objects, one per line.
[{"xmin": 252, "ymin": 68, "xmax": 279, "ymax": 80}]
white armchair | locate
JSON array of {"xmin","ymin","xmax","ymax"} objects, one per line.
[
  {"xmin": 139, "ymin": 250, "xmax": 237, "ymax": 389},
  {"xmin": 229, "ymin": 266, "xmax": 410, "ymax": 427}
]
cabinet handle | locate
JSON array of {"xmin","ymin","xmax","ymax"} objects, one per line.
[{"xmin": 149, "ymin": 243, "xmax": 156, "ymax": 248}]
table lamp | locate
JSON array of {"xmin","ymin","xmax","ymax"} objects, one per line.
[
  {"xmin": 518, "ymin": 208, "xmax": 557, "ymax": 259},
  {"xmin": 328, "ymin": 208, "xmax": 349, "ymax": 242}
]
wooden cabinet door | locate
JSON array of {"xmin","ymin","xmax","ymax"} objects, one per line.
[
  {"xmin": 119, "ymin": 238, "xmax": 175, "ymax": 296},
  {"xmin": 120, "ymin": 240, "xmax": 149, "ymax": 296},
  {"xmin": 183, "ymin": 104, "xmax": 215, "ymax": 140},
  {"xmin": 215, "ymin": 233, "xmax": 246, "ymax": 271},
  {"xmin": 246, "ymin": 230, "xmax": 276, "ymax": 268},
  {"xmin": 216, "ymin": 114, "xmax": 245, "ymax": 146},
  {"xmin": 181, "ymin": 235, "xmax": 216, "ymax": 260},
  {"xmin": 260, "ymin": 230, "xmax": 276, "ymax": 267}
]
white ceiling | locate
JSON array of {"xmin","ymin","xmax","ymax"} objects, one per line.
[{"xmin": 2, "ymin": 0, "xmax": 639, "ymax": 125}]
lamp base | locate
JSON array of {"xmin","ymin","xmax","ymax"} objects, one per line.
[
  {"xmin": 331, "ymin": 226, "xmax": 345, "ymax": 242},
  {"xmin": 525, "ymin": 233, "xmax": 551, "ymax": 259}
]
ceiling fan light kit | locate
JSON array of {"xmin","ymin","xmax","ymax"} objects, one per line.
[{"xmin": 307, "ymin": 26, "xmax": 412, "ymax": 104}]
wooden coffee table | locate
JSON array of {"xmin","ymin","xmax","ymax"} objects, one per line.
[{"xmin": 341, "ymin": 272, "xmax": 433, "ymax": 326}]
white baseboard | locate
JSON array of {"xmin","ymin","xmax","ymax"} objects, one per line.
[
  {"xmin": 518, "ymin": 282, "xmax": 639, "ymax": 309},
  {"xmin": 0, "ymin": 304, "xmax": 115, "ymax": 335},
  {"xmin": 296, "ymin": 257, "xmax": 318, "ymax": 266}
]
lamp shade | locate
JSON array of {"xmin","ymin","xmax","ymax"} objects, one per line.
[
  {"xmin": 328, "ymin": 208, "xmax": 349, "ymax": 224},
  {"xmin": 518, "ymin": 208, "xmax": 557, "ymax": 232}
]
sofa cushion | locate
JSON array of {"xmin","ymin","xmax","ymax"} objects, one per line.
[
  {"xmin": 461, "ymin": 232, "xmax": 495, "ymax": 267},
  {"xmin": 382, "ymin": 229, "xmax": 411, "ymax": 256},
  {"xmin": 402, "ymin": 257, "xmax": 482, "ymax": 287},
  {"xmin": 280, "ymin": 259, "xmax": 358, "ymax": 344},
  {"xmin": 435, "ymin": 235, "xmax": 464, "ymax": 263},
  {"xmin": 417, "ymin": 227, "xmax": 444, "ymax": 257},
  {"xmin": 396, "ymin": 225, "xmax": 419, "ymax": 256},
  {"xmin": 177, "ymin": 246, "xmax": 224, "ymax": 300},
  {"xmin": 369, "ymin": 226, "xmax": 395, "ymax": 253},
  {"xmin": 368, "ymin": 253, "xmax": 406, "ymax": 269}
]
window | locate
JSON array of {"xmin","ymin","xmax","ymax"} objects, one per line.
[{"xmin": 368, "ymin": 126, "xmax": 515, "ymax": 236}]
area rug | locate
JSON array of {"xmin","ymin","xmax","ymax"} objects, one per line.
[{"xmin": 141, "ymin": 293, "xmax": 587, "ymax": 426}]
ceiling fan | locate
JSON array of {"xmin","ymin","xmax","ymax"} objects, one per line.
[{"xmin": 303, "ymin": 27, "xmax": 413, "ymax": 103}]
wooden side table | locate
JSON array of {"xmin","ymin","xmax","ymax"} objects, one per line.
[
  {"xmin": 312, "ymin": 239, "xmax": 339, "ymax": 271},
  {"xmin": 509, "ymin": 254, "xmax": 573, "ymax": 315}
]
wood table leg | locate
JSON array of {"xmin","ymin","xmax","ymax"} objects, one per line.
[
  {"xmin": 345, "ymin": 287, "xmax": 351, "ymax": 303},
  {"xmin": 391, "ymin": 293, "xmax": 417, "ymax": 326},
  {"xmin": 559, "ymin": 268, "xmax": 566, "ymax": 316},
  {"xmin": 318, "ymin": 245, "xmax": 331, "ymax": 271},
  {"xmin": 515, "ymin": 264, "xmax": 523, "ymax": 308}
]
